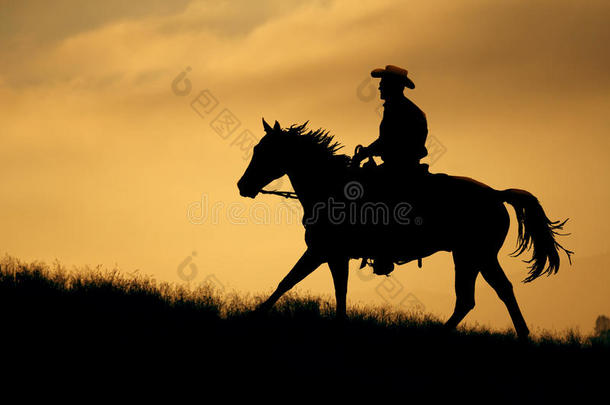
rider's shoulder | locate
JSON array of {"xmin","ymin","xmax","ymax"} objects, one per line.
[{"xmin": 386, "ymin": 95, "xmax": 420, "ymax": 109}]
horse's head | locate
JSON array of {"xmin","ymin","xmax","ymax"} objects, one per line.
[{"xmin": 237, "ymin": 118, "xmax": 288, "ymax": 198}]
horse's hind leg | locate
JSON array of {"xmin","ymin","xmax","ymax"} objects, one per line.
[
  {"xmin": 480, "ymin": 258, "xmax": 530, "ymax": 340},
  {"xmin": 445, "ymin": 251, "xmax": 479, "ymax": 330},
  {"xmin": 256, "ymin": 249, "xmax": 324, "ymax": 312},
  {"xmin": 328, "ymin": 256, "xmax": 349, "ymax": 320}
]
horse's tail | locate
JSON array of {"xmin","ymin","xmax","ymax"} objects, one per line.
[{"xmin": 500, "ymin": 188, "xmax": 573, "ymax": 282}]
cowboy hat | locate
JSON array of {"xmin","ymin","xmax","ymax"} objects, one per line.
[{"xmin": 371, "ymin": 65, "xmax": 415, "ymax": 89}]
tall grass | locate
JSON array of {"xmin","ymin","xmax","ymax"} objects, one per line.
[
  {"xmin": 0, "ymin": 255, "xmax": 607, "ymax": 396},
  {"xmin": 0, "ymin": 254, "xmax": 605, "ymax": 348}
]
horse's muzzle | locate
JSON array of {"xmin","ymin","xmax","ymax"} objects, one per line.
[
  {"xmin": 239, "ymin": 189, "xmax": 258, "ymax": 198},
  {"xmin": 237, "ymin": 179, "xmax": 258, "ymax": 198}
]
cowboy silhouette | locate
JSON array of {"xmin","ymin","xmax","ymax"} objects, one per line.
[
  {"xmin": 353, "ymin": 65, "xmax": 429, "ymax": 275},
  {"xmin": 353, "ymin": 65, "xmax": 428, "ymax": 172},
  {"xmin": 237, "ymin": 67, "xmax": 572, "ymax": 341}
]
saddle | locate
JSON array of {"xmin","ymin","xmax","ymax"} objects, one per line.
[{"xmin": 350, "ymin": 148, "xmax": 430, "ymax": 275}]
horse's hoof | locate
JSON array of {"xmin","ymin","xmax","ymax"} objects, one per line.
[
  {"xmin": 517, "ymin": 334, "xmax": 530, "ymax": 344},
  {"xmin": 252, "ymin": 303, "xmax": 271, "ymax": 316},
  {"xmin": 247, "ymin": 309, "xmax": 266, "ymax": 321},
  {"xmin": 334, "ymin": 315, "xmax": 347, "ymax": 323}
]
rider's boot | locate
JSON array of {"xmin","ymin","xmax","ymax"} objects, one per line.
[{"xmin": 372, "ymin": 257, "xmax": 394, "ymax": 276}]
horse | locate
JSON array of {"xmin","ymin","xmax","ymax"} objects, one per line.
[{"xmin": 237, "ymin": 119, "xmax": 572, "ymax": 339}]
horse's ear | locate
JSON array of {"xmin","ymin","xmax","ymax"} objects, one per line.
[
  {"xmin": 273, "ymin": 120, "xmax": 281, "ymax": 131},
  {"xmin": 262, "ymin": 118, "xmax": 272, "ymax": 134}
]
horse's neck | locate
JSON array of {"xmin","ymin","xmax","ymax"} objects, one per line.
[
  {"xmin": 286, "ymin": 168, "xmax": 323, "ymax": 211},
  {"xmin": 286, "ymin": 157, "xmax": 339, "ymax": 212}
]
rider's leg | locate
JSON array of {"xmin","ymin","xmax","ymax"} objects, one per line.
[{"xmin": 372, "ymin": 257, "xmax": 394, "ymax": 275}]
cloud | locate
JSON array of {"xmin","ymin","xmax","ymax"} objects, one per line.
[
  {"xmin": 0, "ymin": 0, "xmax": 192, "ymax": 46},
  {"xmin": 2, "ymin": 0, "xmax": 608, "ymax": 100},
  {"xmin": 0, "ymin": 0, "xmax": 329, "ymax": 87}
]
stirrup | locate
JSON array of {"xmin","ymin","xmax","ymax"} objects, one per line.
[{"xmin": 372, "ymin": 258, "xmax": 394, "ymax": 276}]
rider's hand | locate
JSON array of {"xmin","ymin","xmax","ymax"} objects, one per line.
[
  {"xmin": 352, "ymin": 149, "xmax": 367, "ymax": 167},
  {"xmin": 356, "ymin": 146, "xmax": 369, "ymax": 158}
]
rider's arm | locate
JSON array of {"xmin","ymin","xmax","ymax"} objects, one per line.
[{"xmin": 365, "ymin": 138, "xmax": 382, "ymax": 157}]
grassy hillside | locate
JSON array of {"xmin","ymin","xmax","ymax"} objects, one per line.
[{"xmin": 1, "ymin": 255, "xmax": 607, "ymax": 397}]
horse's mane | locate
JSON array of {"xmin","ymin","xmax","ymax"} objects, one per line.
[{"xmin": 285, "ymin": 122, "xmax": 350, "ymax": 166}]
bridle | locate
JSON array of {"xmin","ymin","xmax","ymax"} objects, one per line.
[
  {"xmin": 260, "ymin": 189, "xmax": 299, "ymax": 199},
  {"xmin": 258, "ymin": 145, "xmax": 364, "ymax": 201}
]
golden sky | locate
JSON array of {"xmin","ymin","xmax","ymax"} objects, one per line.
[{"xmin": 1, "ymin": 0, "xmax": 609, "ymax": 333}]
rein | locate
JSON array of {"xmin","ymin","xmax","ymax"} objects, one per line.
[
  {"xmin": 258, "ymin": 146, "xmax": 363, "ymax": 201},
  {"xmin": 260, "ymin": 189, "xmax": 299, "ymax": 199}
]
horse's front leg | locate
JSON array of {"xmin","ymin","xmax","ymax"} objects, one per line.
[
  {"xmin": 328, "ymin": 257, "xmax": 349, "ymax": 320},
  {"xmin": 256, "ymin": 249, "xmax": 324, "ymax": 313}
]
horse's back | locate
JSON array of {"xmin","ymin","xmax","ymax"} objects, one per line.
[
  {"xmin": 447, "ymin": 175, "xmax": 493, "ymax": 190},
  {"xmin": 426, "ymin": 173, "xmax": 500, "ymax": 201}
]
